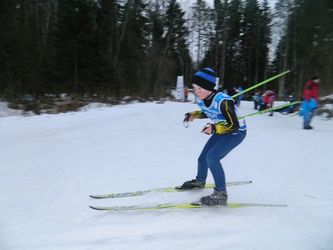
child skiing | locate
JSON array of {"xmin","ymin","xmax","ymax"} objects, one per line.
[{"xmin": 180, "ymin": 68, "xmax": 247, "ymax": 206}]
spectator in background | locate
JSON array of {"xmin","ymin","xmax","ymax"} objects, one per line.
[
  {"xmin": 253, "ymin": 91, "xmax": 262, "ymax": 110},
  {"xmin": 258, "ymin": 91, "xmax": 265, "ymax": 111},
  {"xmin": 234, "ymin": 86, "xmax": 243, "ymax": 107},
  {"xmin": 264, "ymin": 90, "xmax": 276, "ymax": 116},
  {"xmin": 300, "ymin": 76, "xmax": 320, "ymax": 129},
  {"xmin": 184, "ymin": 86, "xmax": 189, "ymax": 102}
]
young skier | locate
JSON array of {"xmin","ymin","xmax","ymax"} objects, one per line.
[{"xmin": 180, "ymin": 68, "xmax": 247, "ymax": 206}]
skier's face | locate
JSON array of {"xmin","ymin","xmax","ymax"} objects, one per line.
[{"xmin": 193, "ymin": 84, "xmax": 212, "ymax": 100}]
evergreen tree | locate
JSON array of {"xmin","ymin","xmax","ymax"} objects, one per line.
[
  {"xmin": 145, "ymin": 0, "xmax": 192, "ymax": 97},
  {"xmin": 95, "ymin": 0, "xmax": 118, "ymax": 95},
  {"xmin": 161, "ymin": 0, "xmax": 191, "ymax": 91},
  {"xmin": 241, "ymin": 0, "xmax": 261, "ymax": 85},
  {"xmin": 145, "ymin": 0, "xmax": 165, "ymax": 97},
  {"xmin": 3, "ymin": 0, "xmax": 330, "ymax": 106},
  {"xmin": 1, "ymin": 1, "xmax": 33, "ymax": 96},
  {"xmin": 271, "ymin": 0, "xmax": 293, "ymax": 98},
  {"xmin": 0, "ymin": 0, "xmax": 21, "ymax": 96},
  {"xmin": 273, "ymin": 0, "xmax": 333, "ymax": 97},
  {"xmin": 191, "ymin": 0, "xmax": 212, "ymax": 68},
  {"xmin": 55, "ymin": 0, "xmax": 98, "ymax": 94},
  {"xmin": 257, "ymin": 0, "xmax": 271, "ymax": 83},
  {"xmin": 221, "ymin": 0, "xmax": 243, "ymax": 89},
  {"xmin": 117, "ymin": 0, "xmax": 149, "ymax": 95}
]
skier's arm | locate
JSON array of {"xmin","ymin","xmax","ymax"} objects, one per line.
[
  {"xmin": 184, "ymin": 110, "xmax": 207, "ymax": 122},
  {"xmin": 214, "ymin": 100, "xmax": 240, "ymax": 134},
  {"xmin": 191, "ymin": 110, "xmax": 207, "ymax": 119}
]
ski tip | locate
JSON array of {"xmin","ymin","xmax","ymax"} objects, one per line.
[
  {"xmin": 89, "ymin": 195, "xmax": 107, "ymax": 199},
  {"xmin": 89, "ymin": 206, "xmax": 105, "ymax": 211},
  {"xmin": 190, "ymin": 201, "xmax": 202, "ymax": 206}
]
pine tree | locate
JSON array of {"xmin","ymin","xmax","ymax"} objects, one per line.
[
  {"xmin": 241, "ymin": 0, "xmax": 261, "ymax": 85},
  {"xmin": 271, "ymin": 0, "xmax": 293, "ymax": 98},
  {"xmin": 191, "ymin": 0, "xmax": 212, "ymax": 68},
  {"xmin": 273, "ymin": 0, "xmax": 333, "ymax": 97},
  {"xmin": 160, "ymin": 0, "xmax": 191, "ymax": 92},
  {"xmin": 95, "ymin": 0, "xmax": 118, "ymax": 95},
  {"xmin": 117, "ymin": 0, "xmax": 149, "ymax": 95},
  {"xmin": 145, "ymin": 0, "xmax": 164, "ymax": 97},
  {"xmin": 220, "ymin": 0, "xmax": 243, "ymax": 90},
  {"xmin": 0, "ymin": 0, "xmax": 21, "ymax": 96},
  {"xmin": 257, "ymin": 0, "xmax": 271, "ymax": 84},
  {"xmin": 55, "ymin": 0, "xmax": 98, "ymax": 94},
  {"xmin": 144, "ymin": 0, "xmax": 192, "ymax": 97}
]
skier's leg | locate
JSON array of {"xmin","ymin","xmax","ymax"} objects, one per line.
[
  {"xmin": 199, "ymin": 131, "xmax": 246, "ymax": 206},
  {"xmin": 308, "ymin": 109, "xmax": 316, "ymax": 127},
  {"xmin": 205, "ymin": 131, "xmax": 246, "ymax": 191},
  {"xmin": 178, "ymin": 135, "xmax": 218, "ymax": 189},
  {"xmin": 196, "ymin": 135, "xmax": 220, "ymax": 183},
  {"xmin": 303, "ymin": 109, "xmax": 311, "ymax": 128}
]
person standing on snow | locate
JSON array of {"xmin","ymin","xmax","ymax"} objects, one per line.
[
  {"xmin": 301, "ymin": 76, "xmax": 320, "ymax": 129},
  {"xmin": 234, "ymin": 86, "xmax": 244, "ymax": 107},
  {"xmin": 184, "ymin": 86, "xmax": 189, "ymax": 102},
  {"xmin": 264, "ymin": 90, "xmax": 276, "ymax": 116},
  {"xmin": 180, "ymin": 68, "xmax": 247, "ymax": 206}
]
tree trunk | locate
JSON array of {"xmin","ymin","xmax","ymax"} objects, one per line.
[
  {"xmin": 74, "ymin": 46, "xmax": 78, "ymax": 93},
  {"xmin": 114, "ymin": 0, "xmax": 133, "ymax": 66}
]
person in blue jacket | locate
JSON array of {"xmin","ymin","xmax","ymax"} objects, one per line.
[{"xmin": 180, "ymin": 68, "xmax": 247, "ymax": 206}]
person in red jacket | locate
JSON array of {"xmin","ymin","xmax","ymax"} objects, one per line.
[
  {"xmin": 263, "ymin": 90, "xmax": 276, "ymax": 116},
  {"xmin": 304, "ymin": 77, "xmax": 320, "ymax": 102},
  {"xmin": 301, "ymin": 76, "xmax": 320, "ymax": 129}
]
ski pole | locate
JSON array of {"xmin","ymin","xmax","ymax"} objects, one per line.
[
  {"xmin": 184, "ymin": 101, "xmax": 300, "ymax": 128},
  {"xmin": 183, "ymin": 120, "xmax": 190, "ymax": 128},
  {"xmin": 184, "ymin": 70, "xmax": 290, "ymax": 128},
  {"xmin": 238, "ymin": 101, "xmax": 300, "ymax": 119},
  {"xmin": 232, "ymin": 70, "xmax": 290, "ymax": 99}
]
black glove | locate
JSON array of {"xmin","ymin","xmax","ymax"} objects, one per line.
[
  {"xmin": 183, "ymin": 112, "xmax": 193, "ymax": 123},
  {"xmin": 201, "ymin": 123, "xmax": 216, "ymax": 135}
]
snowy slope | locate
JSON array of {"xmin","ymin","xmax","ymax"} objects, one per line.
[{"xmin": 0, "ymin": 100, "xmax": 332, "ymax": 250}]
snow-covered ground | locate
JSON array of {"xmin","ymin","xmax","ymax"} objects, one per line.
[
  {"xmin": 0, "ymin": 99, "xmax": 332, "ymax": 250},
  {"xmin": 0, "ymin": 102, "xmax": 28, "ymax": 117}
]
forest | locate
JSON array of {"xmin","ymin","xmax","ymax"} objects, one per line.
[{"xmin": 0, "ymin": 0, "xmax": 332, "ymax": 112}]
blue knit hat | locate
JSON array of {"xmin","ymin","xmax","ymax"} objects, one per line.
[{"xmin": 193, "ymin": 68, "xmax": 216, "ymax": 91}]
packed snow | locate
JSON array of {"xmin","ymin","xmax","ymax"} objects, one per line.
[
  {"xmin": 0, "ymin": 102, "xmax": 28, "ymax": 118},
  {"xmin": 0, "ymin": 98, "xmax": 332, "ymax": 250}
]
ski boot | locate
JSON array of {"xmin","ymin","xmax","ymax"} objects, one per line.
[
  {"xmin": 200, "ymin": 189, "xmax": 228, "ymax": 206},
  {"xmin": 176, "ymin": 179, "xmax": 205, "ymax": 190}
]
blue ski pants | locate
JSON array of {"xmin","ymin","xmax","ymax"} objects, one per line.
[
  {"xmin": 196, "ymin": 130, "xmax": 246, "ymax": 191},
  {"xmin": 301, "ymin": 99, "xmax": 317, "ymax": 128}
]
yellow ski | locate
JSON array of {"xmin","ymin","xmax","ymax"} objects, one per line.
[
  {"xmin": 89, "ymin": 180, "xmax": 252, "ymax": 199},
  {"xmin": 89, "ymin": 202, "xmax": 287, "ymax": 211}
]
